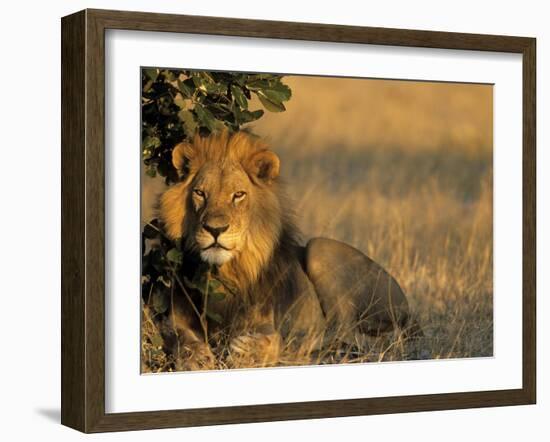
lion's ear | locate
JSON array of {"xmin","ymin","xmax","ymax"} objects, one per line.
[
  {"xmin": 172, "ymin": 141, "xmax": 195, "ymax": 175},
  {"xmin": 246, "ymin": 150, "xmax": 280, "ymax": 184}
]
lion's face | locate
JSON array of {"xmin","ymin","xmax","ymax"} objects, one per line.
[
  {"xmin": 189, "ymin": 163, "xmax": 253, "ymax": 265},
  {"xmin": 160, "ymin": 131, "xmax": 284, "ymax": 281}
]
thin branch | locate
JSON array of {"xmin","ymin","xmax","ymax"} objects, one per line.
[
  {"xmin": 169, "ymin": 278, "xmax": 181, "ymax": 361},
  {"xmin": 168, "ymin": 263, "xmax": 202, "ymax": 324},
  {"xmin": 200, "ymin": 268, "xmax": 212, "ymax": 344}
]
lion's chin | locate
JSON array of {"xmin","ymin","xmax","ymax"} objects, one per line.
[{"xmin": 200, "ymin": 248, "xmax": 234, "ymax": 266}]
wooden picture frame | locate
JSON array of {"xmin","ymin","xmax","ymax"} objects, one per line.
[{"xmin": 61, "ymin": 8, "xmax": 536, "ymax": 433}]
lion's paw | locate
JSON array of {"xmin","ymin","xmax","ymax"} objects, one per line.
[
  {"xmin": 229, "ymin": 332, "xmax": 281, "ymax": 367},
  {"xmin": 174, "ymin": 341, "xmax": 215, "ymax": 371}
]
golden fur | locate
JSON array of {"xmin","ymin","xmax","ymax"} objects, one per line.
[{"xmin": 160, "ymin": 130, "xmax": 294, "ymax": 293}]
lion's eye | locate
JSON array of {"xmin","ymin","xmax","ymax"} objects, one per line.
[
  {"xmin": 233, "ymin": 191, "xmax": 246, "ymax": 201},
  {"xmin": 193, "ymin": 189, "xmax": 205, "ymax": 198}
]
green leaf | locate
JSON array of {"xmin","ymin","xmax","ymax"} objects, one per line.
[
  {"xmin": 208, "ymin": 102, "xmax": 232, "ymax": 117},
  {"xmin": 144, "ymin": 68, "xmax": 159, "ymax": 81},
  {"xmin": 205, "ymin": 82, "xmax": 226, "ymax": 95},
  {"xmin": 207, "ymin": 279, "xmax": 222, "ymax": 291},
  {"xmin": 151, "ymin": 289, "xmax": 169, "ymax": 314},
  {"xmin": 247, "ymin": 73, "xmax": 281, "ymax": 81},
  {"xmin": 166, "ymin": 248, "xmax": 183, "ymax": 265},
  {"xmin": 262, "ymin": 87, "xmax": 291, "ymax": 104},
  {"xmin": 233, "ymin": 74, "xmax": 247, "ymax": 86},
  {"xmin": 217, "ymin": 278, "xmax": 240, "ymax": 295},
  {"xmin": 177, "ymin": 79, "xmax": 194, "ymax": 98},
  {"xmin": 206, "ymin": 311, "xmax": 224, "ymax": 324},
  {"xmin": 150, "ymin": 333, "xmax": 164, "ymax": 348},
  {"xmin": 241, "ymin": 109, "xmax": 264, "ymax": 124},
  {"xmin": 231, "ymin": 85, "xmax": 248, "ymax": 109},
  {"xmin": 142, "ymin": 136, "xmax": 161, "ymax": 160},
  {"xmin": 178, "ymin": 109, "xmax": 198, "ymax": 136},
  {"xmin": 245, "ymin": 79, "xmax": 271, "ymax": 91},
  {"xmin": 143, "ymin": 136, "xmax": 161, "ymax": 148},
  {"xmin": 195, "ymin": 104, "xmax": 223, "ymax": 132},
  {"xmin": 198, "ymin": 72, "xmax": 228, "ymax": 95},
  {"xmin": 209, "ymin": 291, "xmax": 226, "ymax": 302},
  {"xmin": 199, "ymin": 71, "xmax": 216, "ymax": 83},
  {"xmin": 191, "ymin": 72, "xmax": 224, "ymax": 94},
  {"xmin": 267, "ymin": 80, "xmax": 292, "ymax": 99},
  {"xmin": 256, "ymin": 91, "xmax": 286, "ymax": 112},
  {"xmin": 161, "ymin": 70, "xmax": 176, "ymax": 82},
  {"xmin": 142, "ymin": 79, "xmax": 154, "ymax": 93},
  {"xmin": 191, "ymin": 75, "xmax": 207, "ymax": 93},
  {"xmin": 246, "ymin": 77, "xmax": 291, "ymax": 104}
]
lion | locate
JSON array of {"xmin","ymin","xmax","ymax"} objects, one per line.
[{"xmin": 154, "ymin": 130, "xmax": 416, "ymax": 370}]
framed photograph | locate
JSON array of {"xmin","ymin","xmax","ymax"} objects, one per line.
[{"xmin": 61, "ymin": 9, "xmax": 536, "ymax": 433}]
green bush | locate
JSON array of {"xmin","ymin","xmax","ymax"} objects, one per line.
[{"xmin": 141, "ymin": 68, "xmax": 291, "ymax": 184}]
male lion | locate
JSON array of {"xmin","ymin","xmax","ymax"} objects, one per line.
[{"xmin": 156, "ymin": 130, "xmax": 415, "ymax": 370}]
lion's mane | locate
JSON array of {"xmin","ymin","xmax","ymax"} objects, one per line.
[{"xmin": 159, "ymin": 130, "xmax": 302, "ymax": 297}]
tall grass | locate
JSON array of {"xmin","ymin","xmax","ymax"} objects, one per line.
[{"xmin": 141, "ymin": 76, "xmax": 493, "ymax": 372}]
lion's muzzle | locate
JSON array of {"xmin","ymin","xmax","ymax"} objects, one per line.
[{"xmin": 198, "ymin": 213, "xmax": 237, "ymax": 265}]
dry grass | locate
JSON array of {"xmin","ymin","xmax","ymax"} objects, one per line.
[{"xmin": 141, "ymin": 76, "xmax": 493, "ymax": 372}]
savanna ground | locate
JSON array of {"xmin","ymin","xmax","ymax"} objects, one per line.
[{"xmin": 142, "ymin": 76, "xmax": 493, "ymax": 372}]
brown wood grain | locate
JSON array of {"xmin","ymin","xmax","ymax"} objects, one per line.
[
  {"xmin": 522, "ymin": 38, "xmax": 537, "ymax": 403},
  {"xmin": 61, "ymin": 8, "xmax": 537, "ymax": 433},
  {"xmin": 61, "ymin": 10, "xmax": 86, "ymax": 431}
]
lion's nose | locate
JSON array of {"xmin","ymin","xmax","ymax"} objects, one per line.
[{"xmin": 203, "ymin": 223, "xmax": 229, "ymax": 239}]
